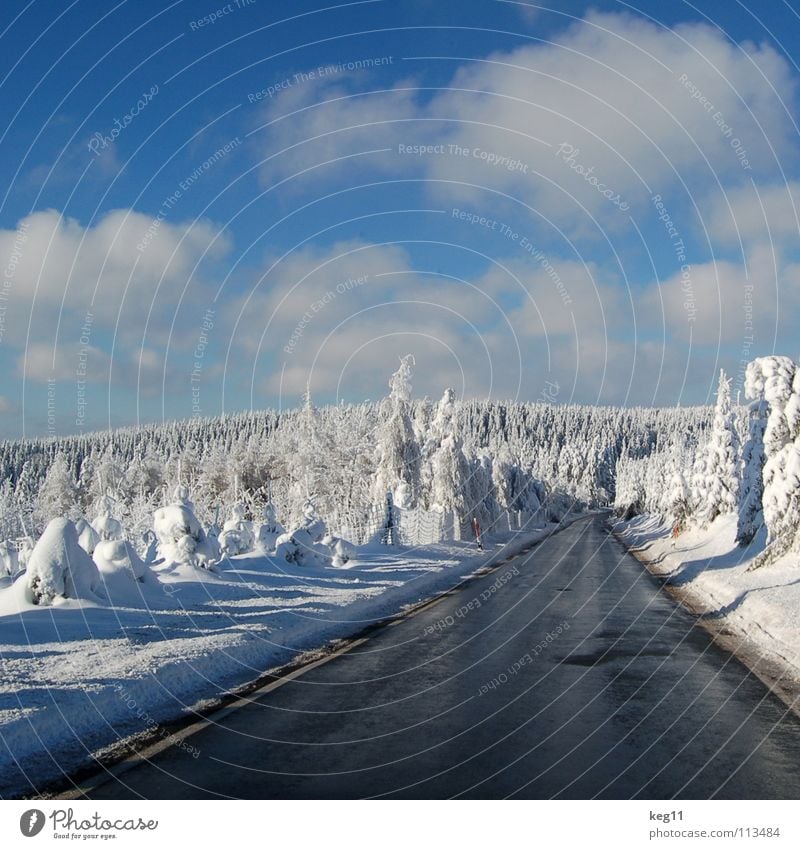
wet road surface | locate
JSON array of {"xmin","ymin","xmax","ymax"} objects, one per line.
[{"xmin": 81, "ymin": 515, "xmax": 800, "ymax": 799}]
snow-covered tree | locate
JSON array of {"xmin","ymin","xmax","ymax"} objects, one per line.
[
  {"xmin": 25, "ymin": 518, "xmax": 103, "ymax": 605},
  {"xmin": 745, "ymin": 356, "xmax": 800, "ymax": 566},
  {"xmin": 423, "ymin": 388, "xmax": 471, "ymax": 515},
  {"xmin": 35, "ymin": 452, "xmax": 78, "ymax": 525},
  {"xmin": 255, "ymin": 502, "xmax": 285, "ymax": 552},
  {"xmin": 275, "ymin": 499, "xmax": 331, "ymax": 567},
  {"xmin": 665, "ymin": 470, "xmax": 690, "ymax": 530},
  {"xmin": 153, "ymin": 485, "xmax": 219, "ymax": 570},
  {"xmin": 373, "ymin": 356, "xmax": 421, "ymax": 508},
  {"xmin": 219, "ymin": 502, "xmax": 255, "ymax": 556},
  {"xmin": 736, "ymin": 397, "xmax": 768, "ymax": 546},
  {"xmin": 694, "ymin": 370, "xmax": 739, "ymax": 526}
]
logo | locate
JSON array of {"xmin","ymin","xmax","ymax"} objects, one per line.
[{"xmin": 19, "ymin": 810, "xmax": 45, "ymax": 837}]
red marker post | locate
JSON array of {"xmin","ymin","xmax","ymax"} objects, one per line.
[{"xmin": 472, "ymin": 517, "xmax": 483, "ymax": 550}]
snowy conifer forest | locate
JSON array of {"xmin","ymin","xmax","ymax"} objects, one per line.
[
  {"xmin": 4, "ymin": 351, "xmax": 800, "ymax": 612},
  {"xmin": 0, "ymin": 355, "xmax": 716, "ymax": 594}
]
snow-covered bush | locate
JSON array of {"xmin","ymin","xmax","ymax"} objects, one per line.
[
  {"xmin": 25, "ymin": 518, "xmax": 103, "ymax": 605},
  {"xmin": 323, "ymin": 533, "xmax": 358, "ymax": 568},
  {"xmin": 142, "ymin": 529, "xmax": 159, "ymax": 565},
  {"xmin": 94, "ymin": 515, "xmax": 123, "ymax": 542},
  {"xmin": 153, "ymin": 486, "xmax": 219, "ymax": 570},
  {"xmin": 94, "ymin": 539, "xmax": 149, "ymax": 581},
  {"xmin": 275, "ymin": 500, "xmax": 331, "ymax": 567},
  {"xmin": 218, "ymin": 503, "xmax": 255, "ymax": 557},
  {"xmin": 0, "ymin": 540, "xmax": 19, "ymax": 577},
  {"xmin": 255, "ymin": 503, "xmax": 284, "ymax": 553},
  {"xmin": 16, "ymin": 536, "xmax": 34, "ymax": 571},
  {"xmin": 74, "ymin": 519, "xmax": 100, "ymax": 555}
]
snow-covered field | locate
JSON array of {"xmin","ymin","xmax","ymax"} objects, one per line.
[
  {"xmin": 0, "ymin": 522, "xmax": 561, "ymax": 799},
  {"xmin": 615, "ymin": 514, "xmax": 800, "ymax": 697}
]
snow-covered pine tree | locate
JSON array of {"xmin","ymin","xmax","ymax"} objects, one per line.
[
  {"xmin": 695, "ymin": 370, "xmax": 739, "ymax": 527},
  {"xmin": 745, "ymin": 356, "xmax": 800, "ymax": 567},
  {"xmin": 424, "ymin": 388, "xmax": 471, "ymax": 515},
  {"xmin": 372, "ymin": 356, "xmax": 421, "ymax": 509},
  {"xmin": 736, "ymin": 396, "xmax": 768, "ymax": 546},
  {"xmin": 35, "ymin": 452, "xmax": 78, "ymax": 526},
  {"xmin": 665, "ymin": 469, "xmax": 690, "ymax": 531}
]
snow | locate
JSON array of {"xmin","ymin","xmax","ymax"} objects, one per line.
[
  {"xmin": 153, "ymin": 500, "xmax": 218, "ymax": 570},
  {"xmin": 615, "ymin": 514, "xmax": 800, "ymax": 686},
  {"xmin": 218, "ymin": 503, "xmax": 255, "ymax": 557},
  {"xmin": 0, "ymin": 518, "xmax": 570, "ymax": 798},
  {"xmin": 23, "ymin": 518, "xmax": 103, "ymax": 606},
  {"xmin": 75, "ymin": 519, "xmax": 100, "ymax": 556}
]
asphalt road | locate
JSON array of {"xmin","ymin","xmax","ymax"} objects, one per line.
[{"xmin": 81, "ymin": 514, "xmax": 800, "ymax": 799}]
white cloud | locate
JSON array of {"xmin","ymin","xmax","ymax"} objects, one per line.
[
  {"xmin": 18, "ymin": 342, "xmax": 110, "ymax": 383},
  {"xmin": 0, "ymin": 209, "xmax": 228, "ymax": 338},
  {"xmin": 251, "ymin": 12, "xmax": 798, "ymax": 232},
  {"xmin": 0, "ymin": 208, "xmax": 230, "ymax": 385},
  {"xmin": 706, "ymin": 180, "xmax": 800, "ymax": 251},
  {"xmin": 424, "ymin": 12, "xmax": 796, "ymax": 220},
  {"xmin": 253, "ymin": 80, "xmax": 422, "ymax": 188}
]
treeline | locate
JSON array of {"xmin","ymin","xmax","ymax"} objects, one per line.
[{"xmin": 0, "ymin": 357, "xmax": 713, "ymax": 547}]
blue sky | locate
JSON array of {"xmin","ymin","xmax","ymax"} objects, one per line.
[{"xmin": 2, "ymin": 0, "xmax": 800, "ymax": 437}]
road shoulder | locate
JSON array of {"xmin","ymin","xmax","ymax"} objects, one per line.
[{"xmin": 612, "ymin": 515, "xmax": 800, "ymax": 720}]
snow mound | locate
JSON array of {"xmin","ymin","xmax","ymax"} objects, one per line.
[
  {"xmin": 93, "ymin": 539, "xmax": 160, "ymax": 606},
  {"xmin": 325, "ymin": 535, "xmax": 358, "ymax": 568},
  {"xmin": 25, "ymin": 518, "xmax": 104, "ymax": 606}
]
